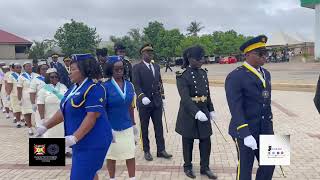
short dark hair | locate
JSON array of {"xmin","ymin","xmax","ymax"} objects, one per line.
[
  {"xmin": 104, "ymin": 60, "xmax": 126, "ymax": 78},
  {"xmin": 37, "ymin": 64, "xmax": 49, "ymax": 74},
  {"xmin": 96, "ymin": 48, "xmax": 108, "ymax": 57},
  {"xmin": 71, "ymin": 57, "xmax": 102, "ymax": 79},
  {"xmin": 182, "ymin": 45, "xmax": 205, "ymax": 68},
  {"xmin": 114, "ymin": 43, "xmax": 126, "ymax": 53},
  {"xmin": 45, "ymin": 72, "xmax": 60, "ymax": 84}
]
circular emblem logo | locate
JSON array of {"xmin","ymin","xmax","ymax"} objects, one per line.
[
  {"xmin": 262, "ymin": 90, "xmax": 270, "ymax": 99},
  {"xmin": 47, "ymin": 144, "xmax": 59, "ymax": 155}
]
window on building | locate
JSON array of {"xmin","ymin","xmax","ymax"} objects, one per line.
[{"xmin": 15, "ymin": 45, "xmax": 27, "ymax": 53}]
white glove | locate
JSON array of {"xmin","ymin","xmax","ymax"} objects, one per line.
[
  {"xmin": 244, "ymin": 135, "xmax": 258, "ymax": 150},
  {"xmin": 112, "ymin": 130, "xmax": 116, "ymax": 143},
  {"xmin": 195, "ymin": 111, "xmax": 208, "ymax": 122},
  {"xmin": 65, "ymin": 135, "xmax": 77, "ymax": 147},
  {"xmin": 133, "ymin": 125, "xmax": 139, "ymax": 136},
  {"xmin": 209, "ymin": 111, "xmax": 216, "ymax": 121},
  {"xmin": 142, "ymin": 97, "xmax": 151, "ymax": 105},
  {"xmin": 32, "ymin": 104, "xmax": 37, "ymax": 112},
  {"xmin": 34, "ymin": 124, "xmax": 48, "ymax": 137}
]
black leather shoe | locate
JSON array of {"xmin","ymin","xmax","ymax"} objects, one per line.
[
  {"xmin": 144, "ymin": 152, "xmax": 153, "ymax": 161},
  {"xmin": 157, "ymin": 150, "xmax": 173, "ymax": 159},
  {"xmin": 184, "ymin": 169, "xmax": 196, "ymax": 179},
  {"xmin": 200, "ymin": 169, "xmax": 218, "ymax": 179}
]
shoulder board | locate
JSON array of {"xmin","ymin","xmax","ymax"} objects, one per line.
[
  {"xmin": 176, "ymin": 69, "xmax": 186, "ymax": 77},
  {"xmin": 199, "ymin": 68, "xmax": 208, "ymax": 73},
  {"xmin": 124, "ymin": 58, "xmax": 131, "ymax": 63}
]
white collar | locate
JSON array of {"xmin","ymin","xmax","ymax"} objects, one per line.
[{"xmin": 143, "ymin": 61, "xmax": 152, "ymax": 66}]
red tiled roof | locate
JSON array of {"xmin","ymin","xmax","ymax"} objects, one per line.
[{"xmin": 0, "ymin": 29, "xmax": 32, "ymax": 45}]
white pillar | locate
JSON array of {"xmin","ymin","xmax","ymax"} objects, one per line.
[{"xmin": 315, "ymin": 4, "xmax": 320, "ymax": 60}]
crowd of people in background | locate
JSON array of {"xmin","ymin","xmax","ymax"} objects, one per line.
[{"xmin": 0, "ymin": 35, "xmax": 278, "ymax": 180}]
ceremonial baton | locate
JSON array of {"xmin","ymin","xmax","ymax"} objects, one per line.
[
  {"xmin": 279, "ymin": 165, "xmax": 286, "ymax": 178},
  {"xmin": 212, "ymin": 120, "xmax": 227, "ymax": 142},
  {"xmin": 162, "ymin": 106, "xmax": 169, "ymax": 133}
]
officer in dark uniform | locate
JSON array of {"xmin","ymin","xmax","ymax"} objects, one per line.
[
  {"xmin": 114, "ymin": 43, "xmax": 133, "ymax": 81},
  {"xmin": 314, "ymin": 75, "xmax": 320, "ymax": 113},
  {"xmin": 175, "ymin": 45, "xmax": 217, "ymax": 179},
  {"xmin": 96, "ymin": 48, "xmax": 108, "ymax": 80},
  {"xmin": 132, "ymin": 43, "xmax": 172, "ymax": 161},
  {"xmin": 225, "ymin": 35, "xmax": 275, "ymax": 180},
  {"xmin": 50, "ymin": 54, "xmax": 71, "ymax": 88}
]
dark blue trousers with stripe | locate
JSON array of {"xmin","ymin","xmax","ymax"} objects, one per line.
[{"xmin": 234, "ymin": 138, "xmax": 275, "ymax": 180}]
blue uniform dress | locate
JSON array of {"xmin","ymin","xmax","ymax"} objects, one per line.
[
  {"xmin": 104, "ymin": 78, "xmax": 135, "ymax": 131},
  {"xmin": 103, "ymin": 78, "xmax": 136, "ymax": 160},
  {"xmin": 60, "ymin": 78, "xmax": 112, "ymax": 180}
]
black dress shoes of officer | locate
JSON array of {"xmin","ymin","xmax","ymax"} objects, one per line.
[
  {"xmin": 144, "ymin": 152, "xmax": 153, "ymax": 161},
  {"xmin": 156, "ymin": 150, "xmax": 173, "ymax": 159},
  {"xmin": 200, "ymin": 168, "xmax": 218, "ymax": 179},
  {"xmin": 184, "ymin": 169, "xmax": 196, "ymax": 179}
]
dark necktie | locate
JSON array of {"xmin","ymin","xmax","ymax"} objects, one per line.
[{"xmin": 149, "ymin": 64, "xmax": 154, "ymax": 76}]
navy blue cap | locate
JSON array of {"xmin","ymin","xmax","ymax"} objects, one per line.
[
  {"xmin": 240, "ymin": 35, "xmax": 268, "ymax": 53},
  {"xmin": 71, "ymin": 54, "xmax": 95, "ymax": 61},
  {"xmin": 108, "ymin": 55, "xmax": 122, "ymax": 64}
]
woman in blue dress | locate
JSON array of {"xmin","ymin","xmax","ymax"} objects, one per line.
[
  {"xmin": 103, "ymin": 56, "xmax": 138, "ymax": 180},
  {"xmin": 35, "ymin": 54, "xmax": 113, "ymax": 180}
]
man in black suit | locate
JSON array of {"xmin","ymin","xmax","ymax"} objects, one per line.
[
  {"xmin": 132, "ymin": 43, "xmax": 172, "ymax": 161},
  {"xmin": 50, "ymin": 54, "xmax": 71, "ymax": 88}
]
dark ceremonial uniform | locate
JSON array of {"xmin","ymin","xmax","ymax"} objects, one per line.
[
  {"xmin": 175, "ymin": 67, "xmax": 214, "ymax": 172},
  {"xmin": 225, "ymin": 35, "xmax": 275, "ymax": 180},
  {"xmin": 314, "ymin": 74, "xmax": 320, "ymax": 113},
  {"xmin": 132, "ymin": 60, "xmax": 166, "ymax": 153},
  {"xmin": 123, "ymin": 57, "xmax": 133, "ymax": 81}
]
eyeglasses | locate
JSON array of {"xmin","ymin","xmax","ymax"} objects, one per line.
[
  {"xmin": 49, "ymin": 76, "xmax": 59, "ymax": 79},
  {"xmin": 253, "ymin": 50, "xmax": 267, "ymax": 57}
]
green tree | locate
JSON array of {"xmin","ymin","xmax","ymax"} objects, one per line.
[
  {"xmin": 157, "ymin": 29, "xmax": 184, "ymax": 58},
  {"xmin": 143, "ymin": 21, "xmax": 185, "ymax": 60},
  {"xmin": 54, "ymin": 19, "xmax": 101, "ymax": 55},
  {"xmin": 187, "ymin": 21, "xmax": 204, "ymax": 36},
  {"xmin": 212, "ymin": 30, "xmax": 251, "ymax": 55},
  {"xmin": 143, "ymin": 21, "xmax": 165, "ymax": 45},
  {"xmin": 27, "ymin": 39, "xmax": 56, "ymax": 60},
  {"xmin": 110, "ymin": 28, "xmax": 144, "ymax": 59}
]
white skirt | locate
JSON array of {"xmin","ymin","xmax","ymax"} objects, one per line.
[{"xmin": 106, "ymin": 127, "xmax": 135, "ymax": 160}]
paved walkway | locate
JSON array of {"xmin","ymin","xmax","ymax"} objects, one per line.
[{"xmin": 0, "ymin": 83, "xmax": 320, "ymax": 179}]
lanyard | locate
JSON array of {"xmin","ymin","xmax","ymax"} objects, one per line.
[
  {"xmin": 243, "ymin": 62, "xmax": 266, "ymax": 88},
  {"xmin": 62, "ymin": 78, "xmax": 88, "ymax": 107}
]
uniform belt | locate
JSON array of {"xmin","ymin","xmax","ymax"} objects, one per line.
[{"xmin": 191, "ymin": 96, "xmax": 207, "ymax": 103}]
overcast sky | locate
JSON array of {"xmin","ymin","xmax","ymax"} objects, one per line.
[{"xmin": 0, "ymin": 0, "xmax": 315, "ymax": 41}]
